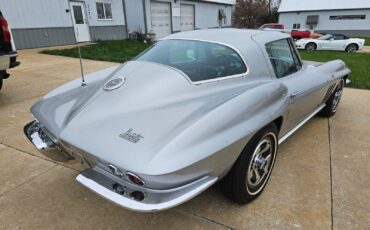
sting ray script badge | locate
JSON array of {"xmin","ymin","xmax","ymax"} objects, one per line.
[{"xmin": 119, "ymin": 129, "xmax": 144, "ymax": 143}]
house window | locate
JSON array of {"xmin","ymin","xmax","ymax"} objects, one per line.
[
  {"xmin": 96, "ymin": 2, "xmax": 112, "ymax": 20},
  {"xmin": 329, "ymin": 15, "xmax": 366, "ymax": 20},
  {"xmin": 293, "ymin": 23, "xmax": 301, "ymax": 29},
  {"xmin": 306, "ymin": 15, "xmax": 319, "ymax": 25}
]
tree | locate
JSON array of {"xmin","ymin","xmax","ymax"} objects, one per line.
[
  {"xmin": 265, "ymin": 0, "xmax": 281, "ymax": 23},
  {"xmin": 233, "ymin": 0, "xmax": 269, "ymax": 29}
]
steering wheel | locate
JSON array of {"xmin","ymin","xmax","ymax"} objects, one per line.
[
  {"xmin": 214, "ymin": 55, "xmax": 243, "ymax": 77},
  {"xmin": 269, "ymin": 57, "xmax": 295, "ymax": 78}
]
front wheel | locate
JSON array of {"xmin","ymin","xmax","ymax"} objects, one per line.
[
  {"xmin": 319, "ymin": 79, "xmax": 344, "ymax": 117},
  {"xmin": 0, "ymin": 78, "xmax": 3, "ymax": 91},
  {"xmin": 221, "ymin": 124, "xmax": 278, "ymax": 204}
]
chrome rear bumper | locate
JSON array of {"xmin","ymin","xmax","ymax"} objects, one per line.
[
  {"xmin": 76, "ymin": 168, "xmax": 217, "ymax": 212},
  {"xmin": 24, "ymin": 121, "xmax": 74, "ymax": 162},
  {"xmin": 25, "ymin": 121, "xmax": 217, "ymax": 212}
]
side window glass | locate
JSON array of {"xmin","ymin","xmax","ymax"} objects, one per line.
[
  {"xmin": 262, "ymin": 25, "xmax": 273, "ymax": 29},
  {"xmin": 334, "ymin": 35, "xmax": 344, "ymax": 40},
  {"xmin": 265, "ymin": 39, "xmax": 298, "ymax": 78}
]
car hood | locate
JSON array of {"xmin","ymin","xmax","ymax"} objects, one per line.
[{"xmin": 31, "ymin": 61, "xmax": 264, "ymax": 174}]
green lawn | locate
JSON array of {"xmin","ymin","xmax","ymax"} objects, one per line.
[
  {"xmin": 41, "ymin": 39, "xmax": 370, "ymax": 90},
  {"xmin": 41, "ymin": 40, "xmax": 151, "ymax": 63},
  {"xmin": 362, "ymin": 37, "xmax": 370, "ymax": 46},
  {"xmin": 300, "ymin": 50, "xmax": 370, "ymax": 90}
]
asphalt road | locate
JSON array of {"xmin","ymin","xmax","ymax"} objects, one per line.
[{"xmin": 0, "ymin": 48, "xmax": 369, "ymax": 229}]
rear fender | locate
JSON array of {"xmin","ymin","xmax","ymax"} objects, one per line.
[{"xmin": 148, "ymin": 81, "xmax": 288, "ymax": 176}]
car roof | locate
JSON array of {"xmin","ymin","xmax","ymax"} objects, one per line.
[{"xmin": 161, "ymin": 28, "xmax": 290, "ymax": 51}]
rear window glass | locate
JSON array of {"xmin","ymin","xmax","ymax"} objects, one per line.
[{"xmin": 135, "ymin": 40, "xmax": 247, "ymax": 82}]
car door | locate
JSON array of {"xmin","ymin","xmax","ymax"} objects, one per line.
[
  {"xmin": 317, "ymin": 39, "xmax": 331, "ymax": 50},
  {"xmin": 326, "ymin": 35, "xmax": 347, "ymax": 51},
  {"xmin": 265, "ymin": 38, "xmax": 330, "ymax": 128}
]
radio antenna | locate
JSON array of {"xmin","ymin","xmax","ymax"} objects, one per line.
[{"xmin": 76, "ymin": 28, "xmax": 86, "ymax": 86}]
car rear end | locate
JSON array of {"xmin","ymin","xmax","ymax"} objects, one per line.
[{"xmin": 0, "ymin": 10, "xmax": 20, "ymax": 90}]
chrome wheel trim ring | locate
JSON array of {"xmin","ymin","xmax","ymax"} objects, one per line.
[
  {"xmin": 332, "ymin": 80, "xmax": 344, "ymax": 113},
  {"xmin": 246, "ymin": 132, "xmax": 277, "ymax": 195}
]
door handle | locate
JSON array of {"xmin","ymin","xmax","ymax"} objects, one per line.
[{"xmin": 290, "ymin": 91, "xmax": 299, "ymax": 99}]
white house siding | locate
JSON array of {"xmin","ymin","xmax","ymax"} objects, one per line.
[
  {"xmin": 183, "ymin": 0, "xmax": 232, "ymax": 29},
  {"xmin": 144, "ymin": 0, "xmax": 232, "ymax": 39},
  {"xmin": 85, "ymin": 0, "xmax": 127, "ymax": 41},
  {"xmin": 0, "ymin": 0, "xmax": 72, "ymax": 28},
  {"xmin": 0, "ymin": 0, "xmax": 127, "ymax": 49},
  {"xmin": 125, "ymin": 0, "xmax": 146, "ymax": 34},
  {"xmin": 279, "ymin": 9, "xmax": 370, "ymax": 36}
]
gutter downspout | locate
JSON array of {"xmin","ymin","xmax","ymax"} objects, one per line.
[
  {"xmin": 122, "ymin": 0, "xmax": 129, "ymax": 37},
  {"xmin": 142, "ymin": 0, "xmax": 148, "ymax": 34}
]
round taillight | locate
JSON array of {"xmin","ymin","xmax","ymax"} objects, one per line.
[
  {"xmin": 127, "ymin": 172, "xmax": 145, "ymax": 186},
  {"xmin": 130, "ymin": 191, "xmax": 145, "ymax": 201}
]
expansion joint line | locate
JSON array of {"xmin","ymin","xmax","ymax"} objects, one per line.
[{"xmin": 327, "ymin": 118, "xmax": 334, "ymax": 230}]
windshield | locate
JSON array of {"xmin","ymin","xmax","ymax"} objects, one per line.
[
  {"xmin": 317, "ymin": 34, "xmax": 333, "ymax": 40},
  {"xmin": 135, "ymin": 40, "xmax": 247, "ymax": 82}
]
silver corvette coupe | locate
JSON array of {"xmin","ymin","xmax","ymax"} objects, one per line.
[{"xmin": 24, "ymin": 29, "xmax": 349, "ymax": 212}]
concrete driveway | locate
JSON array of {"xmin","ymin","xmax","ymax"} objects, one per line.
[{"xmin": 0, "ymin": 49, "xmax": 369, "ymax": 230}]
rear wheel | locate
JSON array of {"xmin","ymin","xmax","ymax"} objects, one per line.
[
  {"xmin": 320, "ymin": 79, "xmax": 344, "ymax": 117},
  {"xmin": 0, "ymin": 78, "xmax": 2, "ymax": 91},
  {"xmin": 345, "ymin": 44, "xmax": 358, "ymax": 53},
  {"xmin": 305, "ymin": 42, "xmax": 316, "ymax": 51},
  {"xmin": 221, "ymin": 124, "xmax": 278, "ymax": 204}
]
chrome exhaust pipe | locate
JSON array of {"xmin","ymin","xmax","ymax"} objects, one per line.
[{"xmin": 24, "ymin": 121, "xmax": 75, "ymax": 162}]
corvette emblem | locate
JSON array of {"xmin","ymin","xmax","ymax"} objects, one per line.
[
  {"xmin": 119, "ymin": 129, "xmax": 144, "ymax": 143},
  {"xmin": 104, "ymin": 76, "xmax": 125, "ymax": 91}
]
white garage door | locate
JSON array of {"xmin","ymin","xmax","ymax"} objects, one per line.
[
  {"xmin": 150, "ymin": 2, "xmax": 171, "ymax": 39},
  {"xmin": 180, "ymin": 4, "xmax": 195, "ymax": 31}
]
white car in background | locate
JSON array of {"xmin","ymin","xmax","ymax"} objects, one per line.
[{"xmin": 295, "ymin": 34, "xmax": 365, "ymax": 52}]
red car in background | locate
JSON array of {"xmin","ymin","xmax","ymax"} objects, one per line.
[
  {"xmin": 259, "ymin": 23, "xmax": 321, "ymax": 40},
  {"xmin": 291, "ymin": 30, "xmax": 321, "ymax": 40},
  {"xmin": 0, "ymin": 10, "xmax": 20, "ymax": 91}
]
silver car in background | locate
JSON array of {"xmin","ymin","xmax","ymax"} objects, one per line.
[{"xmin": 24, "ymin": 29, "xmax": 349, "ymax": 212}]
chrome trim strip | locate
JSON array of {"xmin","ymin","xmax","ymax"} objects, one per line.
[
  {"xmin": 0, "ymin": 53, "xmax": 17, "ymax": 58},
  {"xmin": 278, "ymin": 104, "xmax": 326, "ymax": 145},
  {"xmin": 76, "ymin": 174, "xmax": 217, "ymax": 212}
]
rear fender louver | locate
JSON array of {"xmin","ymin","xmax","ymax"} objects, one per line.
[{"xmin": 322, "ymin": 83, "xmax": 336, "ymax": 104}]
